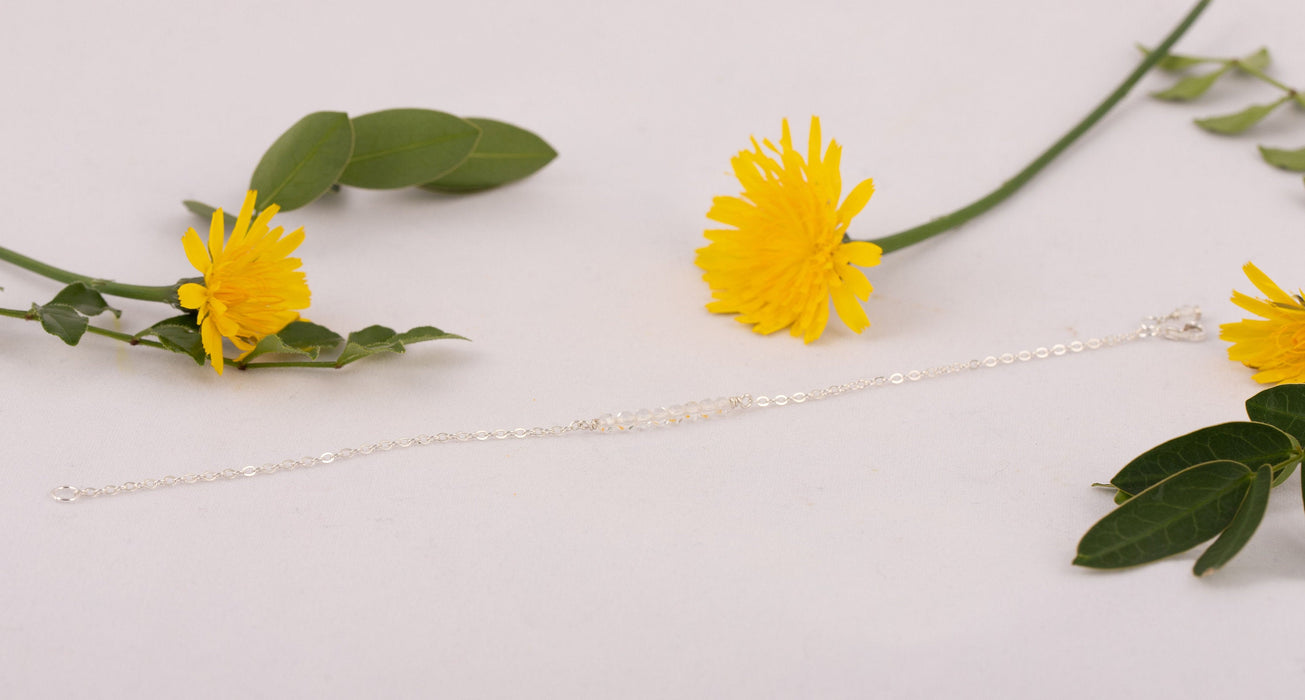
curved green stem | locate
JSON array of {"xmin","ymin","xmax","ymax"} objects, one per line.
[
  {"xmin": 859, "ymin": 0, "xmax": 1212, "ymax": 254},
  {"xmin": 0, "ymin": 244, "xmax": 177, "ymax": 303}
]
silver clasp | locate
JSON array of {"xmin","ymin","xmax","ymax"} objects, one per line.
[{"xmin": 1143, "ymin": 305, "xmax": 1206, "ymax": 342}]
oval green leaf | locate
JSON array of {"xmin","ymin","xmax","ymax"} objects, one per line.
[
  {"xmin": 250, "ymin": 111, "xmax": 354, "ymax": 211},
  {"xmin": 1076, "ymin": 460, "xmax": 1251, "ymax": 569},
  {"xmin": 1193, "ymin": 464, "xmax": 1272, "ymax": 576},
  {"xmin": 134, "ymin": 315, "xmax": 204, "ymax": 365},
  {"xmin": 421, "ymin": 118, "xmax": 557, "ymax": 193},
  {"xmin": 50, "ymin": 282, "xmax": 119, "ymax": 319},
  {"xmin": 337, "ymin": 109, "xmax": 481, "ymax": 190},
  {"xmin": 1258, "ymin": 145, "xmax": 1305, "ymax": 172},
  {"xmin": 1151, "ymin": 66, "xmax": 1228, "ymax": 101},
  {"xmin": 1195, "ymin": 96, "xmax": 1289, "ymax": 135},
  {"xmin": 35, "ymin": 303, "xmax": 88, "ymax": 346},
  {"xmin": 1111, "ymin": 421, "xmax": 1299, "ymax": 496},
  {"xmin": 1234, "ymin": 47, "xmax": 1271, "ymax": 73}
]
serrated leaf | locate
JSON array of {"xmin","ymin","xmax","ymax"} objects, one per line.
[
  {"xmin": 335, "ymin": 325, "xmax": 403, "ymax": 366},
  {"xmin": 1195, "ymin": 97, "xmax": 1289, "ymax": 135},
  {"xmin": 337, "ymin": 109, "xmax": 481, "ymax": 190},
  {"xmin": 1111, "ymin": 421, "xmax": 1299, "ymax": 497},
  {"xmin": 1151, "ymin": 67, "xmax": 1228, "ymax": 101},
  {"xmin": 395, "ymin": 325, "xmax": 466, "ymax": 344},
  {"xmin": 249, "ymin": 111, "xmax": 354, "ymax": 212},
  {"xmin": 1075, "ymin": 460, "xmax": 1252, "ymax": 569},
  {"xmin": 134, "ymin": 314, "xmax": 205, "ymax": 364},
  {"xmin": 421, "ymin": 118, "xmax": 557, "ymax": 193},
  {"xmin": 183, "ymin": 200, "xmax": 238, "ymax": 227},
  {"xmin": 1234, "ymin": 47, "xmax": 1271, "ymax": 73},
  {"xmin": 241, "ymin": 321, "xmax": 343, "ymax": 363},
  {"xmin": 1193, "ymin": 464, "xmax": 1272, "ymax": 576},
  {"xmin": 36, "ymin": 303, "xmax": 89, "ymax": 345},
  {"xmin": 1135, "ymin": 44, "xmax": 1210, "ymax": 72},
  {"xmin": 48, "ymin": 282, "xmax": 119, "ymax": 318},
  {"xmin": 1258, "ymin": 145, "xmax": 1305, "ymax": 172}
]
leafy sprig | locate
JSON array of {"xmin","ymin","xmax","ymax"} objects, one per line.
[
  {"xmin": 1141, "ymin": 45, "xmax": 1305, "ymax": 190},
  {"xmin": 185, "ymin": 108, "xmax": 557, "ymax": 221},
  {"xmin": 1075, "ymin": 384, "xmax": 1305, "ymax": 576},
  {"xmin": 0, "ymin": 282, "xmax": 464, "ymax": 370}
]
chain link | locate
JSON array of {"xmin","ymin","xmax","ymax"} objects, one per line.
[{"xmin": 50, "ymin": 306, "xmax": 1204, "ymax": 503}]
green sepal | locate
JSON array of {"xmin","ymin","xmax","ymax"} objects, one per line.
[
  {"xmin": 249, "ymin": 111, "xmax": 354, "ymax": 212},
  {"xmin": 34, "ymin": 302, "xmax": 89, "ymax": 346},
  {"xmin": 334, "ymin": 324, "xmax": 466, "ymax": 367},
  {"xmin": 1135, "ymin": 44, "xmax": 1211, "ymax": 72},
  {"xmin": 1233, "ymin": 47, "xmax": 1271, "ymax": 73},
  {"xmin": 133, "ymin": 314, "xmax": 205, "ymax": 365},
  {"xmin": 182, "ymin": 200, "xmax": 238, "ymax": 227},
  {"xmin": 337, "ymin": 109, "xmax": 482, "ymax": 190},
  {"xmin": 49, "ymin": 282, "xmax": 119, "ymax": 319},
  {"xmin": 1193, "ymin": 464, "xmax": 1272, "ymax": 576},
  {"xmin": 1194, "ymin": 96, "xmax": 1289, "ymax": 135},
  {"xmin": 1110, "ymin": 421, "xmax": 1300, "ymax": 497},
  {"xmin": 240, "ymin": 321, "xmax": 343, "ymax": 363},
  {"xmin": 1258, "ymin": 145, "xmax": 1305, "ymax": 172},
  {"xmin": 1075, "ymin": 460, "xmax": 1252, "ymax": 570},
  {"xmin": 420, "ymin": 118, "xmax": 557, "ymax": 193},
  {"xmin": 1151, "ymin": 66, "xmax": 1228, "ymax": 101}
]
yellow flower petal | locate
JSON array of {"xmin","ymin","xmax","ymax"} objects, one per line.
[
  {"xmin": 201, "ymin": 318, "xmax": 225, "ymax": 375},
  {"xmin": 696, "ymin": 117, "xmax": 880, "ymax": 342},
  {"xmin": 176, "ymin": 282, "xmax": 208, "ymax": 310},
  {"xmin": 181, "ymin": 228, "xmax": 211, "ymax": 274}
]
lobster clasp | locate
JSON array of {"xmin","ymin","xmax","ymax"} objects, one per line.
[{"xmin": 1144, "ymin": 305, "xmax": 1206, "ymax": 342}]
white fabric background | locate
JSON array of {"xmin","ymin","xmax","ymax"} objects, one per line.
[{"xmin": 3, "ymin": 0, "xmax": 1304, "ymax": 697}]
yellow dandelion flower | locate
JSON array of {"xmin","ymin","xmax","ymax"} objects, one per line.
[
  {"xmin": 696, "ymin": 116, "xmax": 882, "ymax": 343},
  {"xmin": 1220, "ymin": 262, "xmax": 1305, "ymax": 384},
  {"xmin": 177, "ymin": 190, "xmax": 311, "ymax": 375}
]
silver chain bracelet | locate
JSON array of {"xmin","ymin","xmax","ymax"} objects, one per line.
[{"xmin": 49, "ymin": 306, "xmax": 1206, "ymax": 503}]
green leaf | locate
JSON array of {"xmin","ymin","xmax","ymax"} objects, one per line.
[
  {"xmin": 1135, "ymin": 44, "xmax": 1211, "ymax": 72},
  {"xmin": 35, "ymin": 303, "xmax": 88, "ymax": 345},
  {"xmin": 1193, "ymin": 464, "xmax": 1272, "ymax": 576},
  {"xmin": 1151, "ymin": 67, "xmax": 1228, "ymax": 101},
  {"xmin": 1245, "ymin": 384, "xmax": 1305, "ymax": 485},
  {"xmin": 1296, "ymin": 94, "xmax": 1305, "ymax": 110},
  {"xmin": 240, "ymin": 321, "xmax": 343, "ymax": 363},
  {"xmin": 182, "ymin": 200, "xmax": 238, "ymax": 228},
  {"xmin": 333, "ymin": 324, "xmax": 466, "ymax": 367},
  {"xmin": 1075, "ymin": 460, "xmax": 1252, "ymax": 569},
  {"xmin": 49, "ymin": 282, "xmax": 119, "ymax": 318},
  {"xmin": 335, "ymin": 325, "xmax": 403, "ymax": 366},
  {"xmin": 1110, "ymin": 421, "xmax": 1300, "ymax": 497},
  {"xmin": 336, "ymin": 109, "xmax": 481, "ymax": 190},
  {"xmin": 395, "ymin": 325, "xmax": 466, "ymax": 344},
  {"xmin": 1195, "ymin": 96, "xmax": 1289, "ymax": 135},
  {"xmin": 1234, "ymin": 47, "xmax": 1271, "ymax": 73},
  {"xmin": 420, "ymin": 118, "xmax": 557, "ymax": 193},
  {"xmin": 134, "ymin": 314, "xmax": 205, "ymax": 364},
  {"xmin": 249, "ymin": 111, "xmax": 354, "ymax": 212},
  {"xmin": 1258, "ymin": 145, "xmax": 1305, "ymax": 172}
]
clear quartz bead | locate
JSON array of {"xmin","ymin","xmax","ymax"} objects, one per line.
[
  {"xmin": 615, "ymin": 411, "xmax": 638, "ymax": 430},
  {"xmin": 684, "ymin": 401, "xmax": 702, "ymax": 419},
  {"xmin": 597, "ymin": 414, "xmax": 617, "ymax": 432}
]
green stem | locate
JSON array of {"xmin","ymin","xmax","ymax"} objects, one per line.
[
  {"xmin": 0, "ymin": 306, "xmax": 167, "ymax": 349},
  {"xmin": 1235, "ymin": 63, "xmax": 1296, "ymax": 94},
  {"xmin": 860, "ymin": 0, "xmax": 1212, "ymax": 254},
  {"xmin": 0, "ymin": 244, "xmax": 178, "ymax": 303}
]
